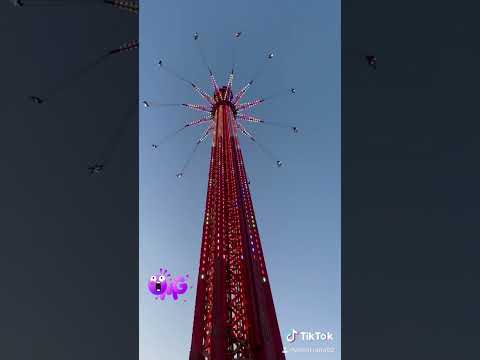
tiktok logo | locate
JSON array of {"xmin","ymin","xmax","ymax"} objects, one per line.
[
  {"xmin": 287, "ymin": 329, "xmax": 298, "ymax": 343},
  {"xmin": 286, "ymin": 328, "xmax": 334, "ymax": 343}
]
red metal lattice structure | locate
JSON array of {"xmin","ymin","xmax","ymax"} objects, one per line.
[
  {"xmin": 187, "ymin": 85, "xmax": 286, "ymax": 359},
  {"xmin": 148, "ymin": 31, "xmax": 297, "ymax": 359}
]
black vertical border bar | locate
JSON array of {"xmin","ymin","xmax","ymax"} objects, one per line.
[
  {"xmin": 343, "ymin": 1, "xmax": 480, "ymax": 359},
  {"xmin": 0, "ymin": 2, "xmax": 139, "ymax": 359}
]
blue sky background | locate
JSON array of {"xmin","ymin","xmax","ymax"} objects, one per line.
[{"xmin": 140, "ymin": 0, "xmax": 340, "ymax": 358}]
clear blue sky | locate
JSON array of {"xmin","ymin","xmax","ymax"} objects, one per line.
[{"xmin": 139, "ymin": 0, "xmax": 340, "ymax": 358}]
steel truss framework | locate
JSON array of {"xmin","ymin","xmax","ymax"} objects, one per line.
[{"xmin": 187, "ymin": 85, "xmax": 285, "ymax": 360}]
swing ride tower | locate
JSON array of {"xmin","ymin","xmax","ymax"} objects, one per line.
[
  {"xmin": 188, "ymin": 84, "xmax": 285, "ymax": 359},
  {"xmin": 149, "ymin": 31, "xmax": 297, "ymax": 359}
]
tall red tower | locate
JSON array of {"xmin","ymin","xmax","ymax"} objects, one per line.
[
  {"xmin": 152, "ymin": 39, "xmax": 295, "ymax": 357},
  {"xmin": 182, "ymin": 78, "xmax": 285, "ymax": 359}
]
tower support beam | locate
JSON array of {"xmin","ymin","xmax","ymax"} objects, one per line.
[{"xmin": 190, "ymin": 86, "xmax": 285, "ymax": 360}]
